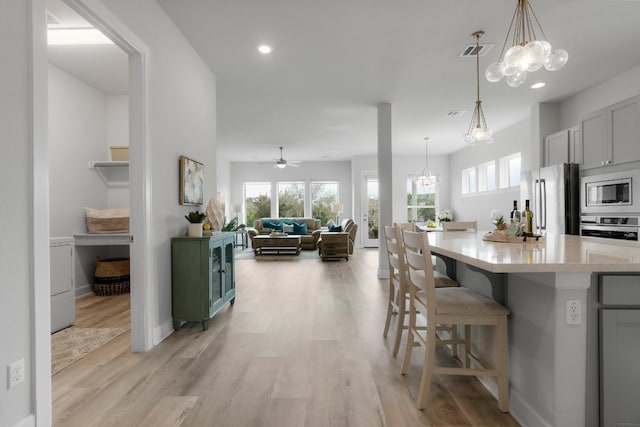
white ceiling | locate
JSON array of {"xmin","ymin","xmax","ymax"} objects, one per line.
[{"xmin": 47, "ymin": 0, "xmax": 640, "ymax": 163}]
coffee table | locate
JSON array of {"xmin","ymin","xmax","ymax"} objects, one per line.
[{"xmin": 253, "ymin": 234, "xmax": 302, "ymax": 256}]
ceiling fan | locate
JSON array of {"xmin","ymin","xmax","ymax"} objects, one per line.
[{"xmin": 265, "ymin": 146, "xmax": 301, "ymax": 168}]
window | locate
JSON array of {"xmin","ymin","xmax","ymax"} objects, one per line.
[
  {"xmin": 461, "ymin": 167, "xmax": 477, "ymax": 194},
  {"xmin": 311, "ymin": 181, "xmax": 338, "ymax": 226},
  {"xmin": 277, "ymin": 182, "xmax": 305, "ymax": 217},
  {"xmin": 478, "ymin": 160, "xmax": 496, "ymax": 192},
  {"xmin": 407, "ymin": 179, "xmax": 438, "ymax": 222},
  {"xmin": 499, "ymin": 153, "xmax": 521, "ymax": 188},
  {"xmin": 244, "ymin": 182, "xmax": 271, "ymax": 226}
]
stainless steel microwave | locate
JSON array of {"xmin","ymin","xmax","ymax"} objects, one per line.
[{"xmin": 585, "ymin": 177, "xmax": 632, "ymax": 207}]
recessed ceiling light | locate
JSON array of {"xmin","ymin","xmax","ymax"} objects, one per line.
[
  {"xmin": 258, "ymin": 45, "xmax": 272, "ymax": 54},
  {"xmin": 531, "ymin": 82, "xmax": 546, "ymax": 89},
  {"xmin": 47, "ymin": 28, "xmax": 113, "ymax": 45}
]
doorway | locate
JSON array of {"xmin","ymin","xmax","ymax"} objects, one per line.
[
  {"xmin": 32, "ymin": 0, "xmax": 152, "ymax": 422},
  {"xmin": 47, "ymin": 0, "xmax": 132, "ymax": 335},
  {"xmin": 362, "ymin": 175, "xmax": 379, "ymax": 248}
]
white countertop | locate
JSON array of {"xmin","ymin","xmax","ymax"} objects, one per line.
[{"xmin": 427, "ymin": 231, "xmax": 640, "ymax": 273}]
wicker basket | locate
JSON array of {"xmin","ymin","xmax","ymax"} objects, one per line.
[{"xmin": 94, "ymin": 257, "xmax": 130, "ymax": 296}]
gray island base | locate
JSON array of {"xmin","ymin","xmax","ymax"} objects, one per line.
[{"xmin": 427, "ymin": 231, "xmax": 640, "ymax": 427}]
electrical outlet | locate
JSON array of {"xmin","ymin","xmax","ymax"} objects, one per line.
[
  {"xmin": 566, "ymin": 300, "xmax": 581, "ymax": 325},
  {"xmin": 7, "ymin": 359, "xmax": 25, "ymax": 389}
]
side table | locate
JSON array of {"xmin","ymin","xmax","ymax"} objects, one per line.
[{"xmin": 235, "ymin": 229, "xmax": 249, "ymax": 249}]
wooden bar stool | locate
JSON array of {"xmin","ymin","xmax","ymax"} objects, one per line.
[
  {"xmin": 382, "ymin": 224, "xmax": 458, "ymax": 358},
  {"xmin": 400, "ymin": 229, "xmax": 510, "ymax": 412},
  {"xmin": 442, "ymin": 221, "xmax": 477, "ymax": 232}
]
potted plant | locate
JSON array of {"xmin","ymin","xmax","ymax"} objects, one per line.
[
  {"xmin": 185, "ymin": 210, "xmax": 206, "ymax": 237},
  {"xmin": 437, "ymin": 210, "xmax": 453, "ymax": 224},
  {"xmin": 221, "ymin": 216, "xmax": 246, "ymax": 232}
]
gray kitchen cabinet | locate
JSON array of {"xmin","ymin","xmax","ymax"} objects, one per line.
[
  {"xmin": 600, "ymin": 274, "xmax": 640, "ymax": 427},
  {"xmin": 581, "ymin": 95, "xmax": 640, "ymax": 169},
  {"xmin": 544, "ymin": 126, "xmax": 580, "ymax": 166},
  {"xmin": 50, "ymin": 237, "xmax": 75, "ymax": 333}
]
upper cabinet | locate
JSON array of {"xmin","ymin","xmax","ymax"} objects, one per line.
[
  {"xmin": 581, "ymin": 95, "xmax": 640, "ymax": 169},
  {"xmin": 544, "ymin": 126, "xmax": 580, "ymax": 166}
]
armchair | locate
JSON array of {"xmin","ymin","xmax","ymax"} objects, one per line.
[{"xmin": 317, "ymin": 218, "xmax": 358, "ymax": 257}]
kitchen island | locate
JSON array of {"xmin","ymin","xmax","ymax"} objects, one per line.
[{"xmin": 426, "ymin": 231, "xmax": 640, "ymax": 427}]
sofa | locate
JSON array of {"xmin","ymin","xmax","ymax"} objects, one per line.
[
  {"xmin": 317, "ymin": 218, "xmax": 358, "ymax": 255},
  {"xmin": 247, "ymin": 218, "xmax": 322, "ymax": 250}
]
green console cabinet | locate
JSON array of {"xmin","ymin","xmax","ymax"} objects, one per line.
[{"xmin": 171, "ymin": 233, "xmax": 236, "ymax": 330}]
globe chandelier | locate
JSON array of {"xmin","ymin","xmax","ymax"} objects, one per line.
[
  {"xmin": 485, "ymin": 0, "xmax": 568, "ymax": 87},
  {"xmin": 415, "ymin": 137, "xmax": 440, "ymax": 186},
  {"xmin": 465, "ymin": 31, "xmax": 494, "ymax": 144}
]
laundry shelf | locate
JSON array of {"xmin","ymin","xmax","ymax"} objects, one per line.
[{"xmin": 89, "ymin": 161, "xmax": 129, "ymax": 187}]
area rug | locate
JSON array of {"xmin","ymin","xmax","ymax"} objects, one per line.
[
  {"xmin": 51, "ymin": 327, "xmax": 127, "ymax": 375},
  {"xmin": 234, "ymin": 248, "xmax": 320, "ymax": 260}
]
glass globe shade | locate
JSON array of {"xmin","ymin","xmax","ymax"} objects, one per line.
[
  {"xmin": 486, "ymin": 63, "xmax": 504, "ymax": 82},
  {"xmin": 500, "ymin": 61, "xmax": 518, "ymax": 77},
  {"xmin": 527, "ymin": 60, "xmax": 544, "ymax": 72},
  {"xmin": 522, "ymin": 41, "xmax": 546, "ymax": 71},
  {"xmin": 539, "ymin": 40, "xmax": 552, "ymax": 59},
  {"xmin": 544, "ymin": 49, "xmax": 569, "ymax": 71},
  {"xmin": 471, "ymin": 126, "xmax": 492, "ymax": 142},
  {"xmin": 504, "ymin": 45, "xmax": 523, "ymax": 68},
  {"xmin": 506, "ymin": 70, "xmax": 527, "ymax": 87}
]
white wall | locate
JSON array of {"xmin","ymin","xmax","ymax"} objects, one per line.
[
  {"xmin": 1, "ymin": 1, "xmax": 43, "ymax": 425},
  {"xmin": 100, "ymin": 0, "xmax": 218, "ymax": 342},
  {"xmin": 449, "ymin": 120, "xmax": 528, "ymax": 231},
  {"xmin": 48, "ymin": 64, "xmax": 111, "ymax": 236},
  {"xmin": 216, "ymin": 157, "xmax": 231, "ymax": 219},
  {"xmin": 560, "ymin": 64, "xmax": 640, "ymax": 130},
  {"xmin": 107, "ymin": 95, "xmax": 129, "ymax": 150}
]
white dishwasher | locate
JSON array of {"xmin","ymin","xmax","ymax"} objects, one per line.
[{"xmin": 600, "ymin": 274, "xmax": 640, "ymax": 427}]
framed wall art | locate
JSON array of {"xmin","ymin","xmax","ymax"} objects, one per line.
[{"xmin": 179, "ymin": 155, "xmax": 204, "ymax": 205}]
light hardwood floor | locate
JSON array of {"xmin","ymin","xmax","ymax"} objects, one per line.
[{"xmin": 52, "ymin": 249, "xmax": 520, "ymax": 427}]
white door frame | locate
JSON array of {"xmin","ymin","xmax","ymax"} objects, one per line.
[
  {"xmin": 32, "ymin": 0, "xmax": 152, "ymax": 423},
  {"xmin": 65, "ymin": 0, "xmax": 154, "ymax": 350}
]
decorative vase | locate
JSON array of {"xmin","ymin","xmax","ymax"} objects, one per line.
[
  {"xmin": 188, "ymin": 223, "xmax": 203, "ymax": 237},
  {"xmin": 205, "ymin": 197, "xmax": 225, "ymax": 231}
]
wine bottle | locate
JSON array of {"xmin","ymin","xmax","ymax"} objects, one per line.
[
  {"xmin": 510, "ymin": 200, "xmax": 521, "ymax": 223},
  {"xmin": 524, "ymin": 199, "xmax": 533, "ymax": 234}
]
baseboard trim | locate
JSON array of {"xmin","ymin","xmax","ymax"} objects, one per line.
[
  {"xmin": 12, "ymin": 415, "xmax": 35, "ymax": 427},
  {"xmin": 75, "ymin": 283, "xmax": 93, "ymax": 297},
  {"xmin": 508, "ymin": 388, "xmax": 553, "ymax": 427},
  {"xmin": 153, "ymin": 319, "xmax": 174, "ymax": 346}
]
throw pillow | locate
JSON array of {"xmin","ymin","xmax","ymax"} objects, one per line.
[
  {"xmin": 263, "ymin": 220, "xmax": 283, "ymax": 231},
  {"xmin": 293, "ymin": 222, "xmax": 307, "ymax": 235},
  {"xmin": 329, "ymin": 225, "xmax": 342, "ymax": 232},
  {"xmin": 282, "ymin": 223, "xmax": 294, "ymax": 234}
]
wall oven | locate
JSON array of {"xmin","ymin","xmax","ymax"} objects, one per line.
[
  {"xmin": 581, "ymin": 170, "xmax": 639, "ymax": 215},
  {"xmin": 580, "ymin": 215, "xmax": 640, "ymax": 241}
]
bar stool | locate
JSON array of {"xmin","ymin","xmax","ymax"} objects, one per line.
[
  {"xmin": 400, "ymin": 229, "xmax": 510, "ymax": 412},
  {"xmin": 382, "ymin": 224, "xmax": 457, "ymax": 357},
  {"xmin": 442, "ymin": 221, "xmax": 477, "ymax": 232}
]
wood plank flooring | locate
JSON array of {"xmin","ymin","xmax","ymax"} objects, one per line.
[{"xmin": 52, "ymin": 249, "xmax": 520, "ymax": 426}]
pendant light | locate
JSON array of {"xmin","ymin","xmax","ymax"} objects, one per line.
[
  {"xmin": 415, "ymin": 137, "xmax": 439, "ymax": 186},
  {"xmin": 465, "ymin": 31, "xmax": 494, "ymax": 144},
  {"xmin": 485, "ymin": 0, "xmax": 568, "ymax": 87}
]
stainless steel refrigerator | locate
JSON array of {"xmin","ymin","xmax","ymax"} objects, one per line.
[{"xmin": 520, "ymin": 163, "xmax": 580, "ymax": 235}]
